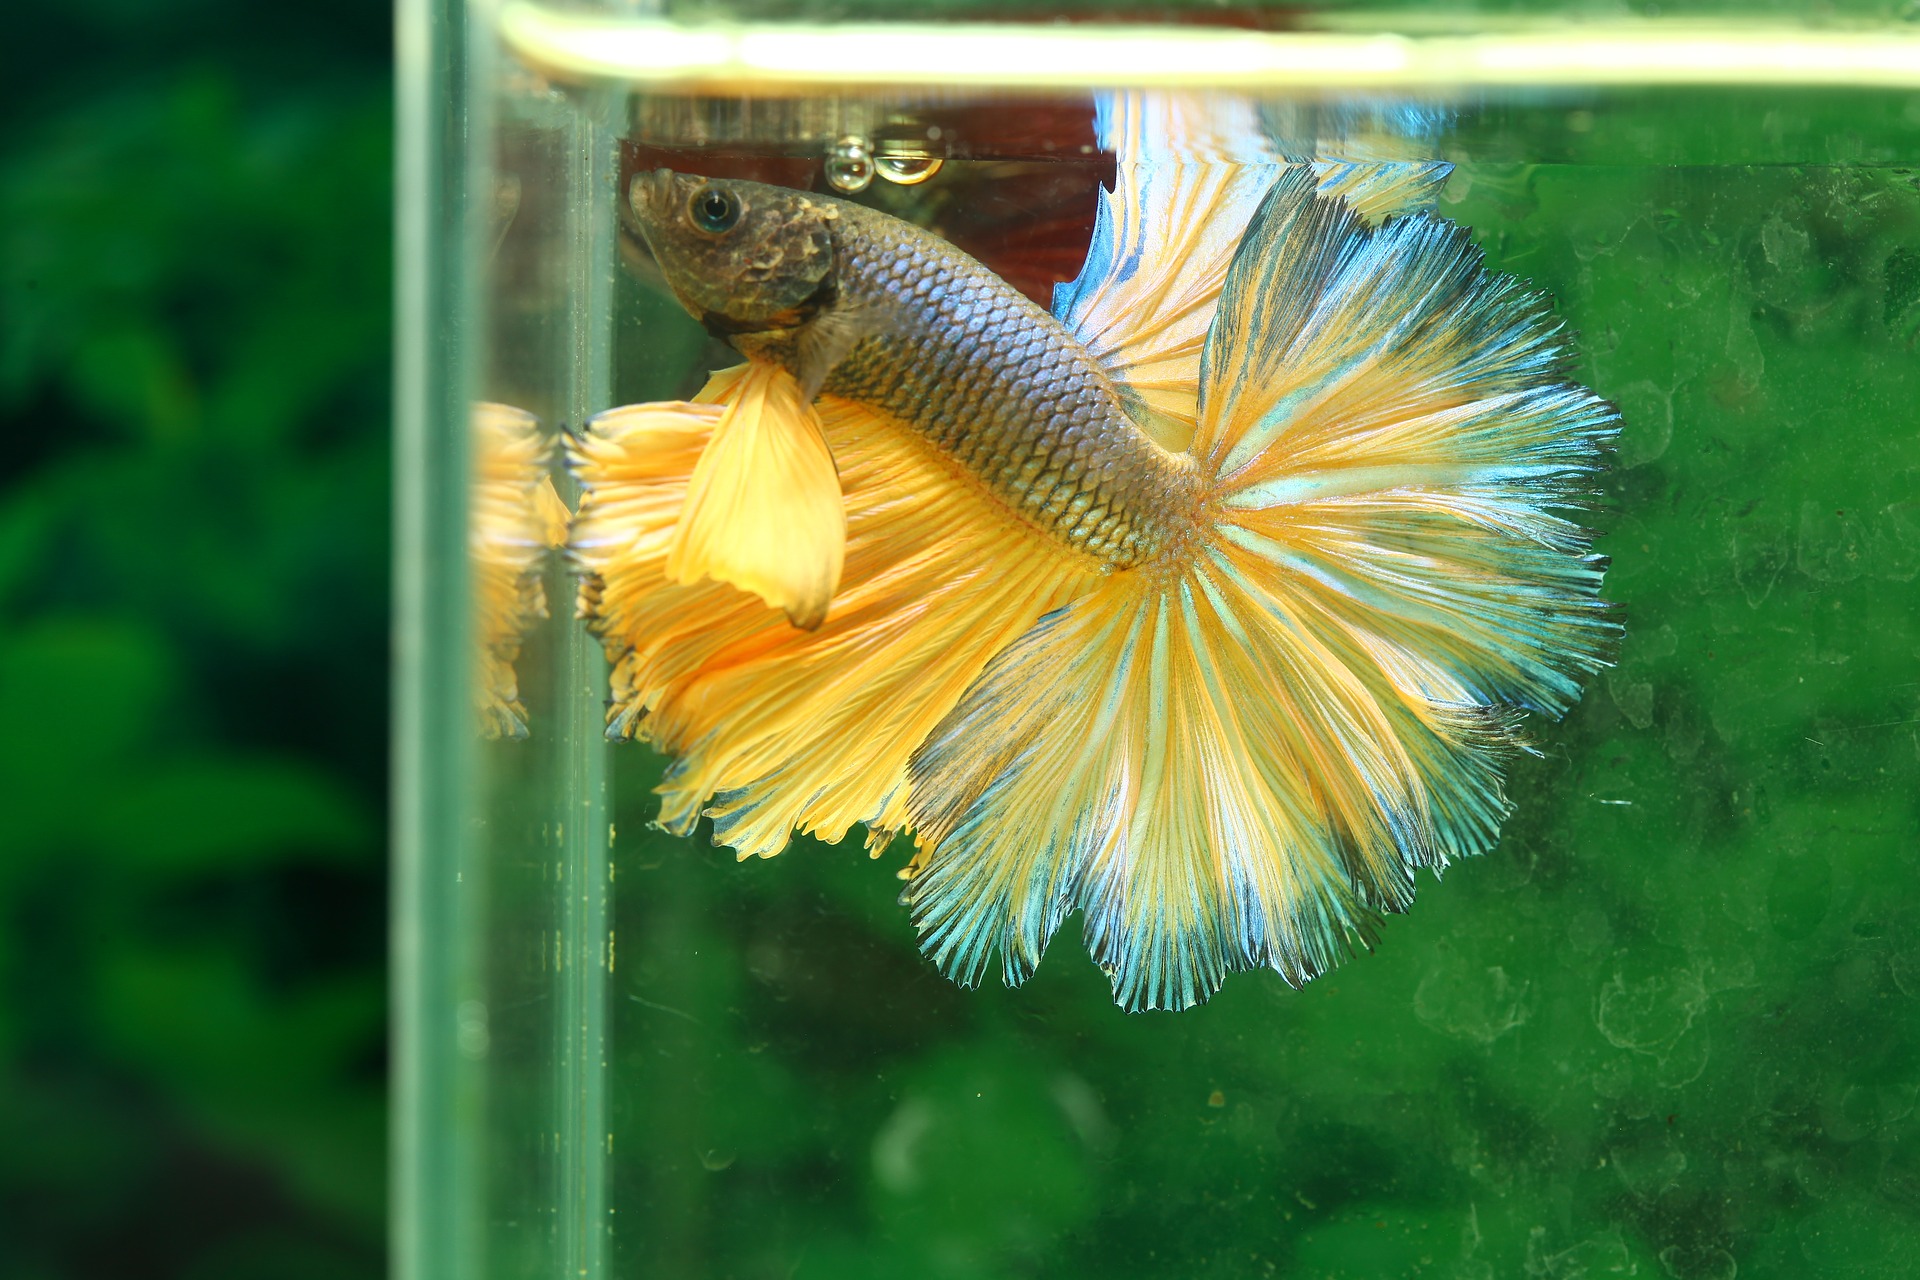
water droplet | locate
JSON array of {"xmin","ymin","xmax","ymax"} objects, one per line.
[
  {"xmin": 825, "ymin": 136, "xmax": 874, "ymax": 193},
  {"xmin": 875, "ymin": 152, "xmax": 943, "ymax": 186}
]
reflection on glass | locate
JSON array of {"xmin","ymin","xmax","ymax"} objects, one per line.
[{"xmin": 470, "ymin": 401, "xmax": 568, "ymax": 739}]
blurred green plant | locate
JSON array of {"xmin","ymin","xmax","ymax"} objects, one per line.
[{"xmin": 0, "ymin": 4, "xmax": 391, "ymax": 1276}]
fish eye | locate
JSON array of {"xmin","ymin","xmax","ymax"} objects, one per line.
[{"xmin": 690, "ymin": 188, "xmax": 740, "ymax": 235}]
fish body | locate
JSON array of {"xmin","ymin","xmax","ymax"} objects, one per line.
[
  {"xmin": 633, "ymin": 172, "xmax": 1199, "ymax": 568},
  {"xmin": 577, "ymin": 115, "xmax": 1616, "ymax": 1012}
]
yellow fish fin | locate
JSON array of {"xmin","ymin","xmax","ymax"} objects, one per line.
[
  {"xmin": 532, "ymin": 474, "xmax": 572, "ymax": 549},
  {"xmin": 470, "ymin": 401, "xmax": 557, "ymax": 739},
  {"xmin": 570, "ymin": 383, "xmax": 1097, "ymax": 859},
  {"xmin": 905, "ymin": 167, "xmax": 1615, "ymax": 1012},
  {"xmin": 1195, "ymin": 169, "xmax": 1616, "ymax": 716},
  {"xmin": 1057, "ymin": 94, "xmax": 1451, "ymax": 452},
  {"xmin": 1053, "ymin": 95, "xmax": 1279, "ymax": 453},
  {"xmin": 905, "ymin": 562, "xmax": 1472, "ymax": 1011},
  {"xmin": 662, "ymin": 360, "xmax": 846, "ymax": 630}
]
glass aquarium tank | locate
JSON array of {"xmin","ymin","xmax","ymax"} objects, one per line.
[{"xmin": 395, "ymin": 3, "xmax": 1920, "ymax": 1277}]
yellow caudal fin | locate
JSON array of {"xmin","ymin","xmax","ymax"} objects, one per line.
[
  {"xmin": 905, "ymin": 168, "xmax": 1616, "ymax": 1011},
  {"xmin": 905, "ymin": 568, "xmax": 1485, "ymax": 1010},
  {"xmin": 569, "ymin": 376, "xmax": 1099, "ymax": 859},
  {"xmin": 661, "ymin": 361, "xmax": 845, "ymax": 629},
  {"xmin": 1055, "ymin": 93, "xmax": 1450, "ymax": 453}
]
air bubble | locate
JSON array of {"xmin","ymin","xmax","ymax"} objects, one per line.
[
  {"xmin": 876, "ymin": 152, "xmax": 943, "ymax": 186},
  {"xmin": 825, "ymin": 136, "xmax": 875, "ymax": 192}
]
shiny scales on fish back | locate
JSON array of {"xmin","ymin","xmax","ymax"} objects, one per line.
[{"xmin": 629, "ymin": 170, "xmax": 1200, "ymax": 570}]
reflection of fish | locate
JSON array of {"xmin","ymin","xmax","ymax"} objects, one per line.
[
  {"xmin": 471, "ymin": 403, "xmax": 569, "ymax": 739},
  {"xmin": 572, "ymin": 100, "xmax": 1616, "ymax": 1010}
]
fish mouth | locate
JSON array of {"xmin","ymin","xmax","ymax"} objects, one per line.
[{"xmin": 628, "ymin": 167, "xmax": 677, "ymax": 226}]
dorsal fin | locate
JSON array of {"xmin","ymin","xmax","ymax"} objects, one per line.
[
  {"xmin": 1054, "ymin": 93, "xmax": 1452, "ymax": 454},
  {"xmin": 1051, "ymin": 94, "xmax": 1281, "ymax": 454}
]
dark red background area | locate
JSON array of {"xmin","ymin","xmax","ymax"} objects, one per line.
[{"xmin": 620, "ymin": 100, "xmax": 1115, "ymax": 306}]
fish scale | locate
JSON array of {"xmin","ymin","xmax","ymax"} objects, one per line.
[{"xmin": 818, "ymin": 201, "xmax": 1199, "ymax": 568}]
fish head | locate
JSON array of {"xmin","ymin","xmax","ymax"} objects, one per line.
[{"xmin": 628, "ymin": 170, "xmax": 838, "ymax": 340}]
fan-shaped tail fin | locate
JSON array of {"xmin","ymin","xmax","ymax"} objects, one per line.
[{"xmin": 904, "ymin": 169, "xmax": 1616, "ymax": 1011}]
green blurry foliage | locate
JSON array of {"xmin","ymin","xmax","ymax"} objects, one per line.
[{"xmin": 0, "ymin": 2, "xmax": 390, "ymax": 1276}]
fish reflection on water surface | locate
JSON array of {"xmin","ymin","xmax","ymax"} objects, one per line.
[{"xmin": 568, "ymin": 95, "xmax": 1618, "ymax": 1012}]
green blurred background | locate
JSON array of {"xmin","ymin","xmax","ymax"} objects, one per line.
[{"xmin": 0, "ymin": 1, "xmax": 390, "ymax": 1275}]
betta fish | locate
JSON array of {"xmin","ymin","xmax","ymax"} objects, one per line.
[{"xmin": 569, "ymin": 95, "xmax": 1616, "ymax": 1011}]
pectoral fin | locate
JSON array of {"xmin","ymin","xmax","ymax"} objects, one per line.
[{"xmin": 665, "ymin": 361, "xmax": 846, "ymax": 630}]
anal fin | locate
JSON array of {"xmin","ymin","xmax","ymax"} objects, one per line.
[{"xmin": 660, "ymin": 361, "xmax": 846, "ymax": 630}]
